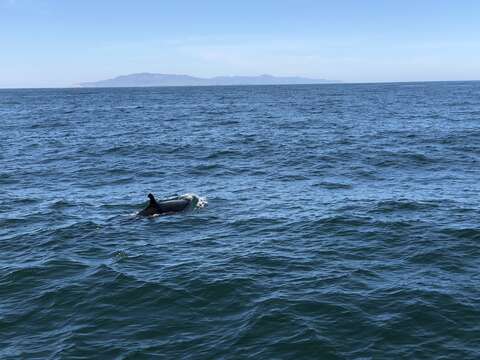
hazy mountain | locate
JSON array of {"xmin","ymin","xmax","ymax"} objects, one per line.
[{"xmin": 79, "ymin": 73, "xmax": 336, "ymax": 87}]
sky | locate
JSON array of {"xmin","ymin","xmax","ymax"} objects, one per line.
[{"xmin": 1, "ymin": 0, "xmax": 480, "ymax": 87}]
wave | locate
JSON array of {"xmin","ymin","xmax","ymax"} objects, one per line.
[
  {"xmin": 370, "ymin": 199, "xmax": 441, "ymax": 213},
  {"xmin": 315, "ymin": 181, "xmax": 353, "ymax": 190}
]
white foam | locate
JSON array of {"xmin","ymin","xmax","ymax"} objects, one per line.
[{"xmin": 179, "ymin": 193, "xmax": 208, "ymax": 209}]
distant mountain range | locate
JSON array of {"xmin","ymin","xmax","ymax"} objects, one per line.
[{"xmin": 79, "ymin": 73, "xmax": 337, "ymax": 87}]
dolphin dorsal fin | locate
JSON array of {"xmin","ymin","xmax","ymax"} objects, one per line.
[{"xmin": 147, "ymin": 193, "xmax": 158, "ymax": 206}]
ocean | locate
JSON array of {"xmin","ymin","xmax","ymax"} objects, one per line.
[{"xmin": 1, "ymin": 82, "xmax": 479, "ymax": 359}]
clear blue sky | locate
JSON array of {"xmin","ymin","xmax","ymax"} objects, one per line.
[{"xmin": 1, "ymin": 0, "xmax": 479, "ymax": 87}]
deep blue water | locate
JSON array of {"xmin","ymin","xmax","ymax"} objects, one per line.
[{"xmin": 1, "ymin": 83, "xmax": 480, "ymax": 359}]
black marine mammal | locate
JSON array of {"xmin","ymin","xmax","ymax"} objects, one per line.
[{"xmin": 138, "ymin": 193, "xmax": 191, "ymax": 216}]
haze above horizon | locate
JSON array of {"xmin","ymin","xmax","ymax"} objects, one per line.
[{"xmin": 1, "ymin": 0, "xmax": 479, "ymax": 88}]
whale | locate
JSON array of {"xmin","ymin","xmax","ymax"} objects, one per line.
[{"xmin": 138, "ymin": 193, "xmax": 191, "ymax": 216}]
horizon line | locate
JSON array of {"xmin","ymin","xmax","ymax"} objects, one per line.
[{"xmin": 1, "ymin": 79, "xmax": 479, "ymax": 90}]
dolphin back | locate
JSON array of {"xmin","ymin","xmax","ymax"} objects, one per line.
[
  {"xmin": 137, "ymin": 193, "xmax": 204, "ymax": 217},
  {"xmin": 158, "ymin": 199, "xmax": 190, "ymax": 213}
]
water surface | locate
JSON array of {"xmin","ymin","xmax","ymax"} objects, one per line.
[{"xmin": 1, "ymin": 82, "xmax": 479, "ymax": 359}]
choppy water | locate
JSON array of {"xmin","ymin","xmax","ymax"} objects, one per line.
[{"xmin": 1, "ymin": 83, "xmax": 480, "ymax": 359}]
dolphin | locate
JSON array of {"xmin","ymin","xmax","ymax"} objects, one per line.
[{"xmin": 138, "ymin": 193, "xmax": 191, "ymax": 216}]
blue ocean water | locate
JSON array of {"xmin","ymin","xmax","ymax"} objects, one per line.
[{"xmin": 1, "ymin": 83, "xmax": 479, "ymax": 359}]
